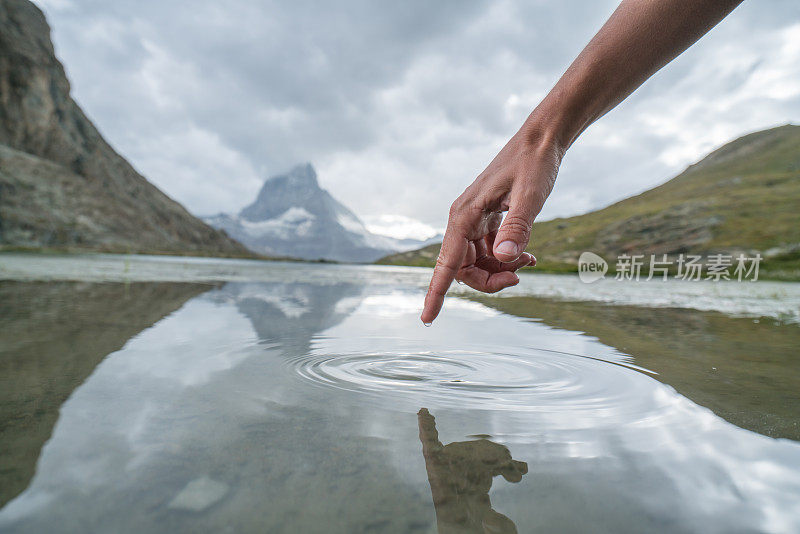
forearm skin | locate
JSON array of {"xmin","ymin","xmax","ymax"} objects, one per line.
[{"xmin": 524, "ymin": 0, "xmax": 744, "ymax": 152}]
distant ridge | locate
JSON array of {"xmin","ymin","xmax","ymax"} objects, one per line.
[
  {"xmin": 0, "ymin": 0, "xmax": 251, "ymax": 256},
  {"xmin": 378, "ymin": 124, "xmax": 800, "ymax": 280}
]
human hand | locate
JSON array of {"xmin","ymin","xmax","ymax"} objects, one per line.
[
  {"xmin": 421, "ymin": 130, "xmax": 563, "ymax": 324},
  {"xmin": 419, "ymin": 0, "xmax": 743, "ymax": 326}
]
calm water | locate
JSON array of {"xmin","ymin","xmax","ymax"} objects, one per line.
[{"xmin": 1, "ymin": 254, "xmax": 799, "ymax": 533}]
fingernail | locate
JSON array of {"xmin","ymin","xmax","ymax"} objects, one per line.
[
  {"xmin": 496, "ymin": 241, "xmax": 519, "ymax": 257},
  {"xmin": 423, "ymin": 322, "xmax": 432, "ymax": 327}
]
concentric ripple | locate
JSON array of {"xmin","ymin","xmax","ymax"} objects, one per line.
[{"xmin": 289, "ymin": 344, "xmax": 669, "ymax": 415}]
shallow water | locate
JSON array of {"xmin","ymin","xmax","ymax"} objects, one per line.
[
  {"xmin": 1, "ymin": 255, "xmax": 799, "ymax": 533},
  {"xmin": 2, "ymin": 253, "xmax": 799, "ymax": 322}
]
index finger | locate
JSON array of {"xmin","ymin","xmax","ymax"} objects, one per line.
[{"xmin": 421, "ymin": 221, "xmax": 469, "ymax": 325}]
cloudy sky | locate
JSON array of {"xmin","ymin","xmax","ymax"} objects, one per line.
[{"xmin": 34, "ymin": 0, "xmax": 800, "ymax": 240}]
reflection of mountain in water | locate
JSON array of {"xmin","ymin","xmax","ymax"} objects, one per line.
[
  {"xmin": 418, "ymin": 409, "xmax": 527, "ymax": 534},
  {"xmin": 0, "ymin": 281, "xmax": 211, "ymax": 507},
  {"xmin": 1, "ymin": 281, "xmax": 436, "ymax": 533},
  {"xmin": 222, "ymin": 281, "xmax": 364, "ymax": 351}
]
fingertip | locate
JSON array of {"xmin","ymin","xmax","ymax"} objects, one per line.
[
  {"xmin": 420, "ymin": 302, "xmax": 440, "ymax": 326},
  {"xmin": 500, "ymin": 272, "xmax": 520, "ymax": 291},
  {"xmin": 420, "ymin": 307, "xmax": 430, "ymax": 324},
  {"xmin": 420, "ymin": 309, "xmax": 435, "ymax": 326},
  {"xmin": 486, "ymin": 270, "xmax": 520, "ymax": 292},
  {"xmin": 516, "ymin": 252, "xmax": 534, "ymax": 268}
]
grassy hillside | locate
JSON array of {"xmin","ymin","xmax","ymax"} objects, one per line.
[{"xmin": 378, "ymin": 124, "xmax": 800, "ymax": 279}]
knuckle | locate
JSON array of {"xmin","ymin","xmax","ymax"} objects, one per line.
[
  {"xmin": 501, "ymin": 215, "xmax": 532, "ymax": 236},
  {"xmin": 428, "ymin": 280, "xmax": 449, "ymax": 297},
  {"xmin": 448, "ymin": 195, "xmax": 470, "ymax": 219},
  {"xmin": 434, "ymin": 253, "xmax": 456, "ymax": 274},
  {"xmin": 449, "ymin": 191, "xmax": 485, "ymax": 219}
]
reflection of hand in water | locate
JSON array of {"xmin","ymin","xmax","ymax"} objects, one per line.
[{"xmin": 418, "ymin": 408, "xmax": 528, "ymax": 534}]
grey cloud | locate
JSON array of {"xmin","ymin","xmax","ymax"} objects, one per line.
[{"xmin": 34, "ymin": 0, "xmax": 800, "ymax": 227}]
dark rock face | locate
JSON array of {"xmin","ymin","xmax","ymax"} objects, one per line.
[
  {"xmin": 0, "ymin": 0, "xmax": 250, "ymax": 255},
  {"xmin": 239, "ymin": 163, "xmax": 323, "ymax": 222},
  {"xmin": 205, "ymin": 163, "xmax": 430, "ymax": 262}
]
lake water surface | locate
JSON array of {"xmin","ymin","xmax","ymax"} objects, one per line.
[{"xmin": 1, "ymin": 254, "xmax": 799, "ymax": 533}]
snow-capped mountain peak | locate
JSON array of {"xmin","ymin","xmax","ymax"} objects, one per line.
[{"xmin": 203, "ymin": 163, "xmax": 434, "ymax": 262}]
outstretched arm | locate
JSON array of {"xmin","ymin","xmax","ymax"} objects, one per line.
[{"xmin": 421, "ymin": 0, "xmax": 743, "ymax": 324}]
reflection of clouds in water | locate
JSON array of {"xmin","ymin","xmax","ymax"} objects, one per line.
[
  {"xmin": 312, "ymin": 290, "xmax": 653, "ymax": 421},
  {"xmin": 356, "ymin": 291, "xmax": 501, "ymax": 318},
  {"xmin": 0, "ymin": 296, "xmax": 262, "ymax": 524},
  {"xmin": 227, "ymin": 281, "xmax": 364, "ymax": 346},
  {"xmin": 314, "ymin": 289, "xmax": 800, "ymax": 532},
  {"xmin": 0, "ymin": 283, "xmax": 431, "ymax": 532},
  {"xmin": 228, "ymin": 282, "xmax": 312, "ymax": 318},
  {"xmin": 2, "ymin": 281, "xmax": 799, "ymax": 533},
  {"xmin": 243, "ymin": 294, "xmax": 308, "ymax": 318},
  {"xmin": 329, "ymin": 291, "xmax": 624, "ymax": 364},
  {"xmin": 109, "ymin": 299, "xmax": 256, "ymax": 387},
  {"xmin": 333, "ymin": 296, "xmax": 364, "ymax": 315},
  {"xmin": 357, "ymin": 292, "xmax": 429, "ymax": 316}
]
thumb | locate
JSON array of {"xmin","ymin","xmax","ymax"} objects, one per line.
[{"xmin": 493, "ymin": 191, "xmax": 536, "ymax": 262}]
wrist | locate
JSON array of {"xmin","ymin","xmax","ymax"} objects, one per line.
[
  {"xmin": 515, "ymin": 106, "xmax": 570, "ymax": 164},
  {"xmin": 518, "ymin": 107, "xmax": 573, "ymax": 159},
  {"xmin": 518, "ymin": 78, "xmax": 599, "ymax": 155}
]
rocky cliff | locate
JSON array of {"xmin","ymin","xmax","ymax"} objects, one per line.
[{"xmin": 0, "ymin": 0, "xmax": 250, "ymax": 256}]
